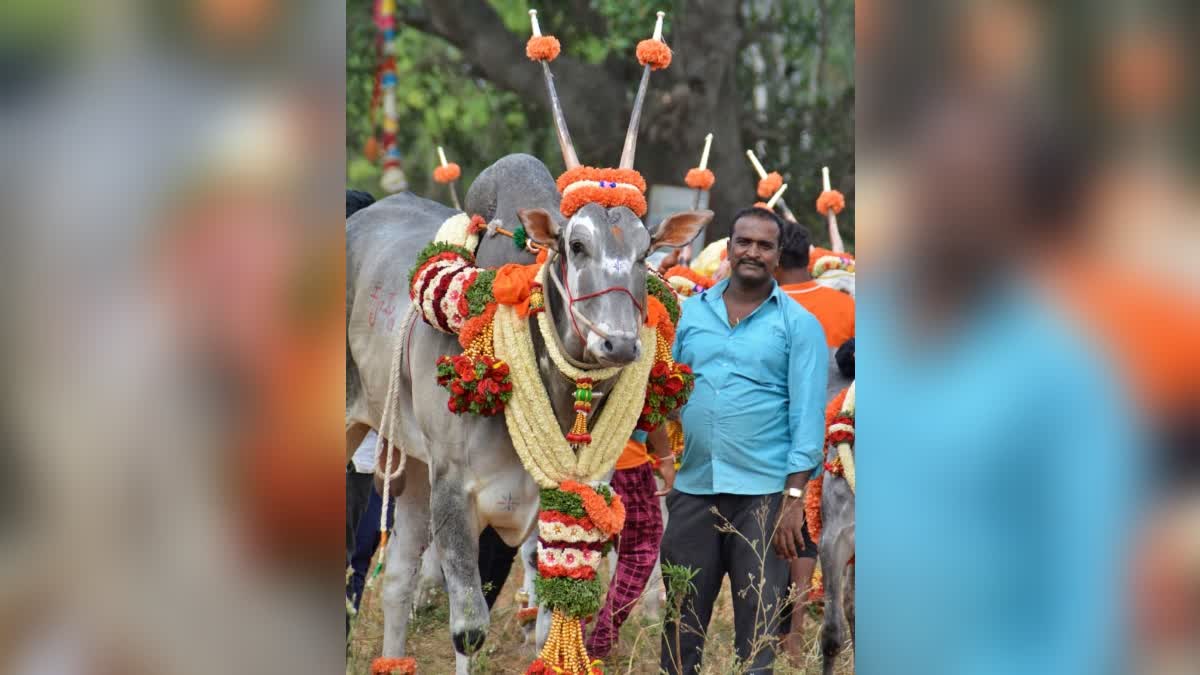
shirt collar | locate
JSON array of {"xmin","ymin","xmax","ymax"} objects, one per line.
[{"xmin": 701, "ymin": 278, "xmax": 784, "ymax": 305}]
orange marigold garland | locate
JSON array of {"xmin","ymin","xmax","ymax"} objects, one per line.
[
  {"xmin": 663, "ymin": 265, "xmax": 714, "ymax": 294},
  {"xmin": 636, "ymin": 39, "xmax": 672, "ymax": 70},
  {"xmin": 530, "ymin": 482, "xmax": 622, "ymax": 675},
  {"xmin": 556, "ymin": 166, "xmax": 649, "ymax": 218},
  {"xmin": 370, "ymin": 656, "xmax": 417, "ymax": 675},
  {"xmin": 526, "ymin": 35, "xmax": 561, "ymax": 62},
  {"xmin": 432, "ymin": 162, "xmax": 461, "ymax": 183},
  {"xmin": 684, "ymin": 168, "xmax": 715, "ymax": 191},
  {"xmin": 757, "ymin": 171, "xmax": 784, "ymax": 199},
  {"xmin": 816, "ymin": 189, "xmax": 846, "ymax": 216}
]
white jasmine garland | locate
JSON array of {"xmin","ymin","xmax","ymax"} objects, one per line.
[{"xmin": 493, "ymin": 290, "xmax": 655, "ymax": 487}]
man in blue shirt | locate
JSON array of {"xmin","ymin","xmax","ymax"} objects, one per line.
[
  {"xmin": 857, "ymin": 90, "xmax": 1140, "ymax": 675},
  {"xmin": 660, "ymin": 207, "xmax": 828, "ymax": 674}
]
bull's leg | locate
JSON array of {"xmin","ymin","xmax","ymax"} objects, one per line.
[
  {"xmin": 428, "ymin": 460, "xmax": 489, "ymax": 673},
  {"xmin": 518, "ymin": 533, "xmax": 540, "ymax": 646},
  {"xmin": 819, "ymin": 526, "xmax": 847, "ymax": 675},
  {"xmin": 844, "ymin": 559, "xmax": 855, "ymax": 644},
  {"xmin": 380, "ymin": 460, "xmax": 431, "ymax": 658},
  {"xmin": 412, "ymin": 541, "xmax": 443, "ymax": 615}
]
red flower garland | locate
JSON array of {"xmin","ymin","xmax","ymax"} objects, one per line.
[
  {"xmin": 436, "ymin": 354, "xmax": 512, "ymax": 416},
  {"xmin": 370, "ymin": 657, "xmax": 417, "ymax": 675},
  {"xmin": 636, "ymin": 361, "xmax": 694, "ymax": 432},
  {"xmin": 538, "ymin": 562, "xmax": 597, "ymax": 581}
]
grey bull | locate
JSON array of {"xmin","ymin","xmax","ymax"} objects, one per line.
[{"xmin": 346, "ymin": 153, "xmax": 711, "ymax": 672}]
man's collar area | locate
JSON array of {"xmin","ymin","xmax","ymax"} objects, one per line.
[{"xmin": 700, "ymin": 278, "xmax": 782, "ymax": 304}]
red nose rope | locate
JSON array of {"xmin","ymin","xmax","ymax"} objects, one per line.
[{"xmin": 551, "ymin": 253, "xmax": 645, "ymax": 347}]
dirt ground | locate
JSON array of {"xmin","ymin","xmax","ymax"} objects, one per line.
[{"xmin": 347, "ymin": 554, "xmax": 854, "ymax": 675}]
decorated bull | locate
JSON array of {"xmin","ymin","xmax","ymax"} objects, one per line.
[{"xmin": 346, "ymin": 10, "xmax": 711, "ymax": 674}]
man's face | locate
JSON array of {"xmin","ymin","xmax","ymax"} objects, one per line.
[{"xmin": 728, "ymin": 216, "xmax": 781, "ymax": 285}]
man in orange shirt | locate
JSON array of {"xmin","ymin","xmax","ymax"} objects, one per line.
[
  {"xmin": 586, "ymin": 425, "xmax": 675, "ymax": 658},
  {"xmin": 777, "ymin": 223, "xmax": 855, "ymax": 348}
]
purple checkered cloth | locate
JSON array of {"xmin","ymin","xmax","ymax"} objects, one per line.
[{"xmin": 585, "ymin": 462, "xmax": 664, "ymax": 658}]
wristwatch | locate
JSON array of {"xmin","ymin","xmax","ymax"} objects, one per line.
[{"xmin": 784, "ymin": 487, "xmax": 804, "ymax": 499}]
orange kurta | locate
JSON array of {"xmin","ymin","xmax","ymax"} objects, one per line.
[
  {"xmin": 1046, "ymin": 259, "xmax": 1200, "ymax": 418},
  {"xmin": 614, "ymin": 437, "xmax": 651, "ymax": 470},
  {"xmin": 782, "ymin": 281, "xmax": 856, "ymax": 348}
]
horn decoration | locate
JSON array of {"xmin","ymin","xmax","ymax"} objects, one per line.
[
  {"xmin": 685, "ymin": 132, "xmax": 716, "ymax": 206},
  {"xmin": 527, "ymin": 10, "xmax": 580, "ymax": 170},
  {"xmin": 745, "ymin": 148, "xmax": 799, "ymax": 222},
  {"xmin": 621, "ymin": 12, "xmax": 672, "ymax": 169},
  {"xmin": 432, "ymin": 145, "xmax": 463, "ymax": 210},
  {"xmin": 529, "ymin": 8, "xmax": 672, "ymax": 219},
  {"xmin": 817, "ymin": 166, "xmax": 847, "ymax": 253}
]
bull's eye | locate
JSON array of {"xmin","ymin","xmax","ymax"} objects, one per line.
[{"xmin": 570, "ymin": 241, "xmax": 586, "ymax": 256}]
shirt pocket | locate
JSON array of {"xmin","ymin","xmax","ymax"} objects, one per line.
[{"xmin": 749, "ymin": 324, "xmax": 790, "ymax": 379}]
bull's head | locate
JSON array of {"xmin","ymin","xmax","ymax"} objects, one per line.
[
  {"xmin": 523, "ymin": 9, "xmax": 712, "ymax": 367},
  {"xmin": 517, "ymin": 205, "xmax": 710, "ymax": 367}
]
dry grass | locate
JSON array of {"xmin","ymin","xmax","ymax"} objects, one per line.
[{"xmin": 347, "ymin": 556, "xmax": 853, "ymax": 674}]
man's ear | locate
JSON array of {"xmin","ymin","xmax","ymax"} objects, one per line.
[
  {"xmin": 651, "ymin": 210, "xmax": 713, "ymax": 250},
  {"xmin": 517, "ymin": 208, "xmax": 560, "ymax": 249}
]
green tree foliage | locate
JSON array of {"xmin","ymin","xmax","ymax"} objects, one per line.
[{"xmin": 348, "ymin": 0, "xmax": 854, "ymax": 249}]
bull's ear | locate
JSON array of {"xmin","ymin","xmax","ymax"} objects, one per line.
[
  {"xmin": 517, "ymin": 208, "xmax": 560, "ymax": 249},
  {"xmin": 651, "ymin": 210, "xmax": 713, "ymax": 250}
]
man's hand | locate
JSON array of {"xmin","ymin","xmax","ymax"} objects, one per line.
[
  {"xmin": 654, "ymin": 456, "xmax": 676, "ymax": 496},
  {"xmin": 772, "ymin": 496, "xmax": 807, "ymax": 559}
]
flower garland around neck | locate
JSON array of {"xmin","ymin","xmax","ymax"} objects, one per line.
[
  {"xmin": 812, "ymin": 253, "xmax": 856, "ymax": 278},
  {"xmin": 804, "ymin": 380, "xmax": 855, "ymax": 602}
]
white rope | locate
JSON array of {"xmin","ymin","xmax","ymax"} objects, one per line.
[{"xmin": 375, "ymin": 305, "xmax": 417, "ymax": 536}]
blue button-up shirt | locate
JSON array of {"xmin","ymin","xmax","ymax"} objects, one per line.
[
  {"xmin": 672, "ymin": 279, "xmax": 828, "ymax": 495},
  {"xmin": 856, "ymin": 276, "xmax": 1141, "ymax": 675}
]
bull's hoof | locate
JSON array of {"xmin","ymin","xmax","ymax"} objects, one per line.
[{"xmin": 452, "ymin": 628, "xmax": 486, "ymax": 655}]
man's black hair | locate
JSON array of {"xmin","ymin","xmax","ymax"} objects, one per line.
[
  {"xmin": 835, "ymin": 337, "xmax": 855, "ymax": 380},
  {"xmin": 346, "ymin": 189, "xmax": 376, "ymax": 218},
  {"xmin": 729, "ymin": 206, "xmax": 786, "ymax": 245},
  {"xmin": 778, "ymin": 219, "xmax": 811, "ymax": 271}
]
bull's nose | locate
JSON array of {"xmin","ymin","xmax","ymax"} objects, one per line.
[{"xmin": 589, "ymin": 333, "xmax": 641, "ymax": 365}]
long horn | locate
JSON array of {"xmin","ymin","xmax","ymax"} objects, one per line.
[
  {"xmin": 530, "ymin": 10, "xmax": 580, "ymax": 170},
  {"xmin": 619, "ymin": 11, "xmax": 667, "ymax": 170},
  {"xmin": 620, "ymin": 66, "xmax": 652, "ymax": 170}
]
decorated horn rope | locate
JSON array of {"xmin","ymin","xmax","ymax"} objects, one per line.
[
  {"xmin": 684, "ymin": 132, "xmax": 716, "ymax": 208},
  {"xmin": 433, "ymin": 145, "xmax": 463, "ymax": 210},
  {"xmin": 745, "ymin": 149, "xmax": 798, "ymax": 222},
  {"xmin": 817, "ymin": 166, "xmax": 847, "ymax": 253}
]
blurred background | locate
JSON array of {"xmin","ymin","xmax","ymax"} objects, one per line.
[
  {"xmin": 1, "ymin": 1, "xmax": 345, "ymax": 673},
  {"xmin": 857, "ymin": 0, "xmax": 1199, "ymax": 672},
  {"xmin": 1, "ymin": 0, "xmax": 1197, "ymax": 673},
  {"xmin": 346, "ymin": 0, "xmax": 855, "ymax": 244}
]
